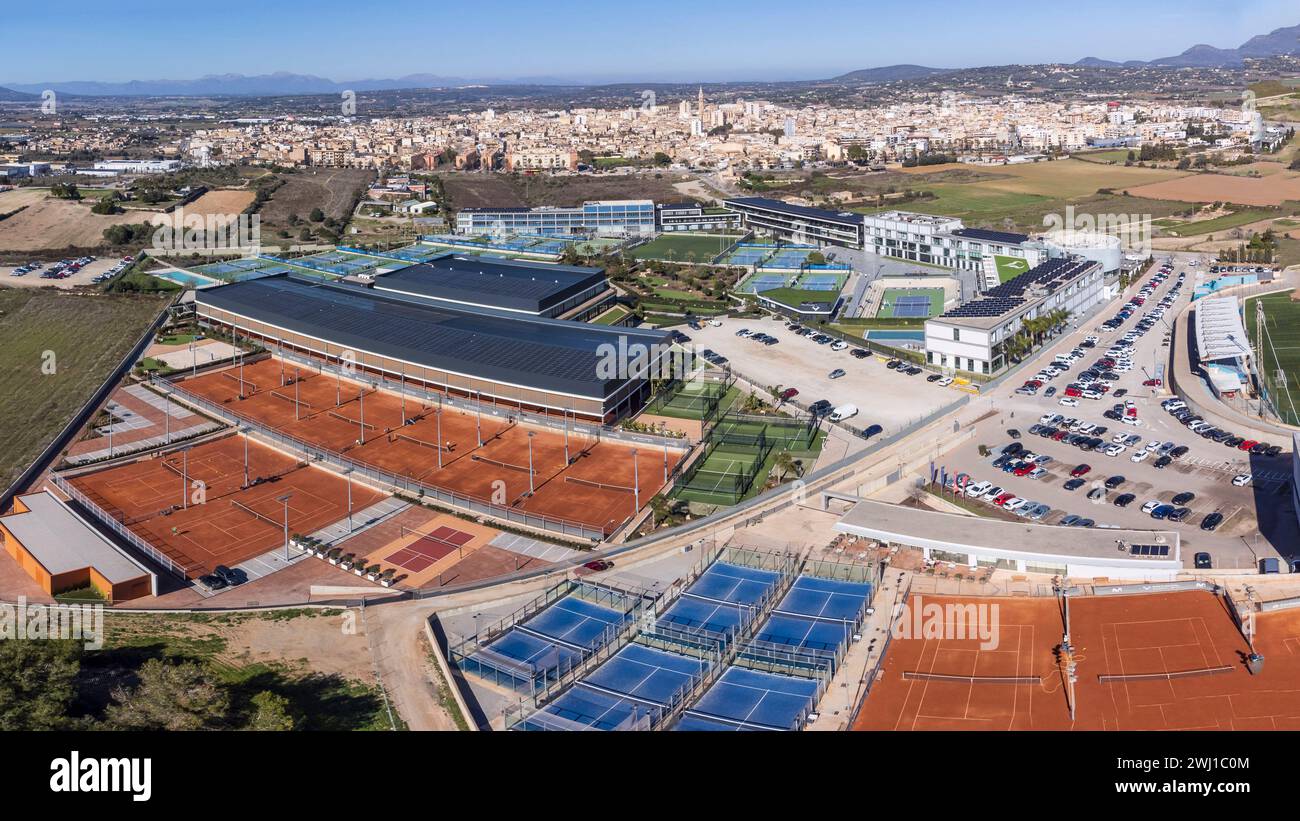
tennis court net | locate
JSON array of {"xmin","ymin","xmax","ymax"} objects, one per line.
[
  {"xmin": 230, "ymin": 499, "xmax": 284, "ymax": 530},
  {"xmin": 565, "ymin": 476, "xmax": 637, "ymax": 494}
]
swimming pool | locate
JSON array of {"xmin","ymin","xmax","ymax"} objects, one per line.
[
  {"xmin": 866, "ymin": 330, "xmax": 925, "ymax": 343},
  {"xmin": 155, "ymin": 270, "xmax": 221, "ymax": 288}
]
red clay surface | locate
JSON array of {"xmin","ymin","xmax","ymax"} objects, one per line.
[
  {"xmin": 171, "ymin": 356, "xmax": 673, "ymax": 535},
  {"xmin": 66, "ymin": 433, "xmax": 385, "ymax": 578},
  {"xmin": 855, "ymin": 591, "xmax": 1300, "ymax": 731}
]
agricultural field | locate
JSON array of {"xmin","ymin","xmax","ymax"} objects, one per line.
[
  {"xmin": 179, "ymin": 189, "xmax": 256, "ymax": 222},
  {"xmin": 0, "ymin": 189, "xmax": 151, "ymax": 251},
  {"xmin": 0, "ymin": 287, "xmax": 168, "ymax": 492},
  {"xmin": 1155, "ymin": 208, "xmax": 1283, "ymax": 237},
  {"xmin": 1123, "ymin": 170, "xmax": 1300, "ymax": 206}
]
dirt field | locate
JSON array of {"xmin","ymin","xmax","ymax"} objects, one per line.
[
  {"xmin": 0, "ymin": 193, "xmax": 149, "ymax": 251},
  {"xmin": 440, "ymin": 171, "xmax": 694, "ymax": 209},
  {"xmin": 854, "ymin": 590, "xmax": 1300, "ymax": 731},
  {"xmin": 894, "ymin": 159, "xmax": 1192, "ymax": 199},
  {"xmin": 258, "ymin": 168, "xmax": 374, "ymax": 230},
  {"xmin": 1124, "ymin": 170, "xmax": 1300, "ymax": 206},
  {"xmin": 178, "ymin": 189, "xmax": 256, "ymax": 225}
]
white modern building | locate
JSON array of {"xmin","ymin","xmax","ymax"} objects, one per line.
[
  {"xmin": 1193, "ymin": 295, "xmax": 1253, "ymax": 399},
  {"xmin": 924, "ymin": 257, "xmax": 1104, "ymax": 375},
  {"xmin": 835, "ymin": 499, "xmax": 1182, "ymax": 580}
]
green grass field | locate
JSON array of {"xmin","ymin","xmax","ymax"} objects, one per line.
[
  {"xmin": 1245, "ymin": 289, "xmax": 1300, "ymax": 426},
  {"xmin": 0, "ymin": 288, "xmax": 169, "ymax": 491},
  {"xmin": 627, "ymin": 233, "xmax": 735, "ymax": 263},
  {"xmin": 673, "ymin": 416, "xmax": 824, "ymax": 507},
  {"xmin": 1158, "ymin": 209, "xmax": 1278, "ymax": 237},
  {"xmin": 877, "ymin": 287, "xmax": 944, "ymax": 318}
]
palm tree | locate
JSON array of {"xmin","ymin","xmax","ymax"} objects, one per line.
[
  {"xmin": 773, "ymin": 451, "xmax": 798, "ymax": 481},
  {"xmin": 767, "ymin": 384, "xmax": 784, "ymax": 405}
]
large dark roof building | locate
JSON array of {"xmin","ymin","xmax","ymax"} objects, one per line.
[
  {"xmin": 195, "ymin": 274, "xmax": 667, "ymax": 422},
  {"xmin": 372, "ymin": 255, "xmax": 612, "ymax": 319},
  {"xmin": 723, "ymin": 197, "xmax": 865, "ymax": 249}
]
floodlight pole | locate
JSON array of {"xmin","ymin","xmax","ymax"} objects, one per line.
[
  {"xmin": 345, "ymin": 469, "xmax": 354, "ymax": 533},
  {"xmin": 436, "ymin": 401, "xmax": 444, "ymax": 469},
  {"xmin": 278, "ymin": 493, "xmax": 292, "ymax": 560},
  {"xmin": 242, "ymin": 428, "xmax": 250, "ymax": 487},
  {"xmin": 239, "ymin": 348, "xmax": 246, "ymax": 399},
  {"xmin": 400, "ymin": 365, "xmax": 407, "ymax": 423},
  {"xmin": 527, "ymin": 432, "xmax": 535, "ymax": 494},
  {"xmin": 336, "ymin": 368, "xmax": 341, "ymax": 407},
  {"xmin": 181, "ymin": 447, "xmax": 189, "ymax": 509},
  {"xmin": 563, "ymin": 410, "xmax": 570, "ymax": 464},
  {"xmin": 359, "ymin": 387, "xmax": 366, "ymax": 445},
  {"xmin": 476, "ymin": 390, "xmax": 483, "ymax": 447},
  {"xmin": 278, "ymin": 344, "xmax": 285, "ymax": 386},
  {"xmin": 190, "ymin": 341, "xmax": 197, "ymax": 377},
  {"xmin": 295, "ymin": 367, "xmax": 301, "ymax": 420},
  {"xmin": 164, "ymin": 390, "xmax": 170, "ymax": 444},
  {"xmin": 663, "ymin": 443, "xmax": 669, "ymax": 484},
  {"xmin": 632, "ymin": 449, "xmax": 640, "ymax": 513}
]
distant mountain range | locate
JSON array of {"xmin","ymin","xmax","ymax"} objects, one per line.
[
  {"xmin": 4, "ymin": 22, "xmax": 1299, "ymax": 98},
  {"xmin": 1076, "ymin": 23, "xmax": 1300, "ymax": 68}
]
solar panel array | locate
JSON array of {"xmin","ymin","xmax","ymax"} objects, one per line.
[{"xmin": 939, "ymin": 258, "xmax": 1095, "ymax": 321}]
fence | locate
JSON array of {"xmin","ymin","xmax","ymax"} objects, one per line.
[
  {"xmin": 156, "ymin": 376, "xmax": 610, "ymax": 542},
  {"xmin": 266, "ymin": 343, "xmax": 690, "ymax": 453},
  {"xmin": 50, "ymin": 473, "xmax": 191, "ymax": 581}
]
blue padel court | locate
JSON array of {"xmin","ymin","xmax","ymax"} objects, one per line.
[
  {"xmin": 522, "ymin": 643, "xmax": 709, "ymax": 730},
  {"xmin": 756, "ymin": 575, "xmax": 872, "ymax": 655},
  {"xmin": 723, "ymin": 243, "xmax": 775, "ymax": 267},
  {"xmin": 678, "ymin": 667, "xmax": 820, "ymax": 731},
  {"xmin": 461, "ymin": 592, "xmax": 632, "ymax": 693},
  {"xmin": 736, "ymin": 271, "xmax": 793, "ymax": 294},
  {"xmin": 658, "ymin": 561, "xmax": 782, "ymax": 637}
]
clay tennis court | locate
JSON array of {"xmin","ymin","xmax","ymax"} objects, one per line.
[
  {"xmin": 170, "ymin": 356, "xmax": 674, "ymax": 535},
  {"xmin": 855, "ymin": 590, "xmax": 1300, "ymax": 731},
  {"xmin": 854, "ymin": 595, "xmax": 1070, "ymax": 730},
  {"xmin": 65, "ymin": 433, "xmax": 384, "ymax": 578}
]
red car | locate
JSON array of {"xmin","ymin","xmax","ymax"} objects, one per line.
[
  {"xmin": 1070, "ymin": 464, "xmax": 1091, "ymax": 478},
  {"xmin": 1064, "ymin": 387, "xmax": 1082, "ymax": 397},
  {"xmin": 1052, "ymin": 430, "xmax": 1069, "ymax": 441},
  {"xmin": 1023, "ymin": 379, "xmax": 1043, "ymax": 389},
  {"xmin": 1238, "ymin": 440, "xmax": 1259, "ymax": 451},
  {"xmin": 1142, "ymin": 378, "xmax": 1163, "ymax": 387},
  {"xmin": 1013, "ymin": 464, "xmax": 1035, "ymax": 477},
  {"xmin": 779, "ymin": 387, "xmax": 799, "ymax": 401},
  {"xmin": 991, "ymin": 493, "xmax": 1014, "ymax": 506}
]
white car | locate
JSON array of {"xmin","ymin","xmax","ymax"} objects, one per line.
[
  {"xmin": 981, "ymin": 486, "xmax": 1005, "ymax": 502},
  {"xmin": 965, "ymin": 481, "xmax": 993, "ymax": 498},
  {"xmin": 1130, "ymin": 450, "xmax": 1151, "ymax": 463},
  {"xmin": 1059, "ymin": 397, "xmax": 1079, "ymax": 407},
  {"xmin": 1231, "ymin": 474, "xmax": 1252, "ymax": 487},
  {"xmin": 1104, "ymin": 444, "xmax": 1126, "ymax": 457},
  {"xmin": 707, "ymin": 319, "xmax": 722, "ymax": 327},
  {"xmin": 830, "ymin": 341, "xmax": 849, "ymax": 351},
  {"xmin": 1003, "ymin": 498, "xmax": 1028, "ymax": 512},
  {"xmin": 1141, "ymin": 500, "xmax": 1161, "ymax": 514},
  {"xmin": 1120, "ymin": 415, "xmax": 1141, "ymax": 426},
  {"xmin": 936, "ymin": 377, "xmax": 954, "ymax": 387}
]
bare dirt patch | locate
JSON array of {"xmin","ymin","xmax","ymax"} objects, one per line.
[
  {"xmin": 0, "ymin": 196, "xmax": 147, "ymax": 251},
  {"xmin": 1124, "ymin": 170, "xmax": 1300, "ymax": 206}
]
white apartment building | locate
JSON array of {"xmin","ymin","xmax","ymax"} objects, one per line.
[{"xmin": 925, "ymin": 257, "xmax": 1104, "ymax": 375}]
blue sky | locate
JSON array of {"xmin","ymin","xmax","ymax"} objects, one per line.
[{"xmin": 3, "ymin": 0, "xmax": 1297, "ymax": 85}]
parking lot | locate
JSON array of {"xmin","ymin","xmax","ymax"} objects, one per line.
[
  {"xmin": 937, "ymin": 252, "xmax": 1297, "ymax": 570},
  {"xmin": 1, "ymin": 256, "xmax": 130, "ymax": 289},
  {"xmin": 685, "ymin": 315, "xmax": 962, "ymax": 437}
]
